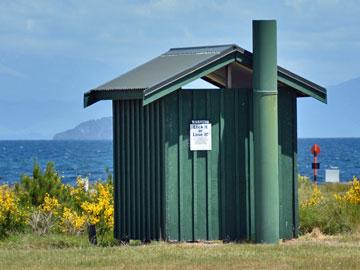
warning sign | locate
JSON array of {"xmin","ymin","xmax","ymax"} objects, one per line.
[{"xmin": 190, "ymin": 120, "xmax": 212, "ymax": 151}]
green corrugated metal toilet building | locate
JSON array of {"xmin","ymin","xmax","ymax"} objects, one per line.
[{"xmin": 84, "ymin": 20, "xmax": 326, "ymax": 243}]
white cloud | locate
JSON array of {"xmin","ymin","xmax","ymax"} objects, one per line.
[
  {"xmin": 0, "ymin": 63, "xmax": 27, "ymax": 78},
  {"xmin": 0, "ymin": 0, "xmax": 359, "ymax": 86}
]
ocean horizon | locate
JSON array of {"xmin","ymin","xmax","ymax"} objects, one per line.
[{"xmin": 1, "ymin": 138, "xmax": 359, "ymax": 185}]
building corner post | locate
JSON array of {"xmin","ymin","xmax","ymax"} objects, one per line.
[{"xmin": 252, "ymin": 20, "xmax": 280, "ymax": 243}]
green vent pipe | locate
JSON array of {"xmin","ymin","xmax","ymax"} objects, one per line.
[{"xmin": 252, "ymin": 20, "xmax": 280, "ymax": 243}]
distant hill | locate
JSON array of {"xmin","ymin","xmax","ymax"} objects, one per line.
[
  {"xmin": 53, "ymin": 117, "xmax": 112, "ymax": 140},
  {"xmin": 297, "ymin": 76, "xmax": 360, "ymax": 138}
]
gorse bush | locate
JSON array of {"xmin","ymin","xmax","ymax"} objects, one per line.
[
  {"xmin": 301, "ymin": 184, "xmax": 324, "ymax": 207},
  {"xmin": 0, "ymin": 162, "xmax": 114, "ymax": 243},
  {"xmin": 334, "ymin": 177, "xmax": 360, "ymax": 204},
  {"xmin": 299, "ymin": 176, "xmax": 360, "ymax": 235},
  {"xmin": 81, "ymin": 181, "xmax": 114, "ymax": 231},
  {"xmin": 333, "ymin": 177, "xmax": 360, "ymax": 231},
  {"xmin": 60, "ymin": 207, "xmax": 87, "ymax": 235},
  {"xmin": 3, "ymin": 163, "xmax": 360, "ymax": 241},
  {"xmin": 0, "ymin": 185, "xmax": 27, "ymax": 238}
]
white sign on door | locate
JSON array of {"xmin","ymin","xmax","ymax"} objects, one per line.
[{"xmin": 190, "ymin": 120, "xmax": 212, "ymax": 151}]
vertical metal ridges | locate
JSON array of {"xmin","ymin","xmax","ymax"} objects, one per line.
[{"xmin": 114, "ymin": 99, "xmax": 164, "ymax": 241}]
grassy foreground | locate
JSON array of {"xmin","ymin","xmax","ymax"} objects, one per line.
[
  {"xmin": 1, "ymin": 233, "xmax": 360, "ymax": 270},
  {"xmin": 2, "ymin": 168, "xmax": 360, "ymax": 269}
]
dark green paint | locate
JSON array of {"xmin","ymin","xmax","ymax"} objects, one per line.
[
  {"xmin": 84, "ymin": 90, "xmax": 143, "ymax": 107},
  {"xmin": 278, "ymin": 75, "xmax": 327, "ymax": 103},
  {"xmin": 278, "ymin": 88, "xmax": 297, "ymax": 239},
  {"xmin": 252, "ymin": 20, "xmax": 280, "ymax": 243},
  {"xmin": 112, "ymin": 86, "xmax": 299, "ymax": 242},
  {"xmin": 247, "ymin": 92, "xmax": 256, "ymax": 241},
  {"xmin": 143, "ymin": 55, "xmax": 235, "ymax": 106},
  {"xmin": 96, "ymin": 20, "xmax": 325, "ymax": 244},
  {"xmin": 113, "ymin": 100, "xmax": 164, "ymax": 241},
  {"xmin": 112, "ymin": 101, "xmax": 120, "ymax": 240},
  {"xmin": 162, "ymin": 88, "xmax": 251, "ymax": 241},
  {"xmin": 164, "ymin": 93, "xmax": 179, "ymax": 240},
  {"xmin": 292, "ymin": 96, "xmax": 299, "ymax": 238},
  {"xmin": 84, "ymin": 43, "xmax": 326, "ymax": 108}
]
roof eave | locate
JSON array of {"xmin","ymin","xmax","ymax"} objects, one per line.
[
  {"xmin": 84, "ymin": 89, "xmax": 144, "ymax": 108},
  {"xmin": 83, "ymin": 44, "xmax": 326, "ymax": 107},
  {"xmin": 277, "ymin": 70, "xmax": 327, "ymax": 103}
]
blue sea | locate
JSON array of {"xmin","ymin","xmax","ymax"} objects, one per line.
[
  {"xmin": 0, "ymin": 140, "xmax": 112, "ymax": 184},
  {"xmin": 297, "ymin": 138, "xmax": 360, "ymax": 182},
  {"xmin": 0, "ymin": 138, "xmax": 359, "ymax": 185}
]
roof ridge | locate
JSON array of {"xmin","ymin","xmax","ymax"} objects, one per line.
[
  {"xmin": 168, "ymin": 44, "xmax": 238, "ymax": 51},
  {"xmin": 84, "ymin": 43, "xmax": 326, "ymax": 107},
  {"xmin": 163, "ymin": 44, "xmax": 240, "ymax": 56}
]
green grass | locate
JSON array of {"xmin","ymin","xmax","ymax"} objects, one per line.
[
  {"xmin": 1, "ymin": 177, "xmax": 359, "ymax": 269},
  {"xmin": 0, "ymin": 233, "xmax": 360, "ymax": 270},
  {"xmin": 298, "ymin": 177, "xmax": 360, "ymax": 234}
]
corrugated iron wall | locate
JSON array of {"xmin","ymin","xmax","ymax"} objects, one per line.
[{"xmin": 113, "ymin": 99, "xmax": 164, "ymax": 241}]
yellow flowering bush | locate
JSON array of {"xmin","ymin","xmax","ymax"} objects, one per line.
[
  {"xmin": 81, "ymin": 181, "xmax": 114, "ymax": 231},
  {"xmin": 301, "ymin": 184, "xmax": 324, "ymax": 207},
  {"xmin": 0, "ymin": 185, "xmax": 27, "ymax": 237},
  {"xmin": 40, "ymin": 193, "xmax": 61, "ymax": 215},
  {"xmin": 335, "ymin": 177, "xmax": 360, "ymax": 204},
  {"xmin": 299, "ymin": 176, "xmax": 360, "ymax": 234},
  {"xmin": 1, "ymin": 162, "xmax": 115, "ymax": 242},
  {"xmin": 60, "ymin": 207, "xmax": 87, "ymax": 234}
]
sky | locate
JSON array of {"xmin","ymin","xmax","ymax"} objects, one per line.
[{"xmin": 1, "ymin": 0, "xmax": 360, "ymax": 139}]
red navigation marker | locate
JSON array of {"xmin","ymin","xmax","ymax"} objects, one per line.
[
  {"xmin": 311, "ymin": 144, "xmax": 321, "ymax": 156},
  {"xmin": 311, "ymin": 144, "xmax": 321, "ymax": 184}
]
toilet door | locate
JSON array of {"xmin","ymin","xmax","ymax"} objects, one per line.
[{"xmin": 164, "ymin": 88, "xmax": 251, "ymax": 241}]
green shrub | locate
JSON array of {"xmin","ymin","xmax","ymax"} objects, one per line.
[
  {"xmin": 336, "ymin": 201, "xmax": 360, "ymax": 232},
  {"xmin": 14, "ymin": 162, "xmax": 70, "ymax": 207},
  {"xmin": 298, "ymin": 176, "xmax": 360, "ymax": 235},
  {"xmin": 299, "ymin": 199, "xmax": 351, "ymax": 234}
]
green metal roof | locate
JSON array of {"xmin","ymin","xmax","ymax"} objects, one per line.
[{"xmin": 84, "ymin": 44, "xmax": 326, "ymax": 107}]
